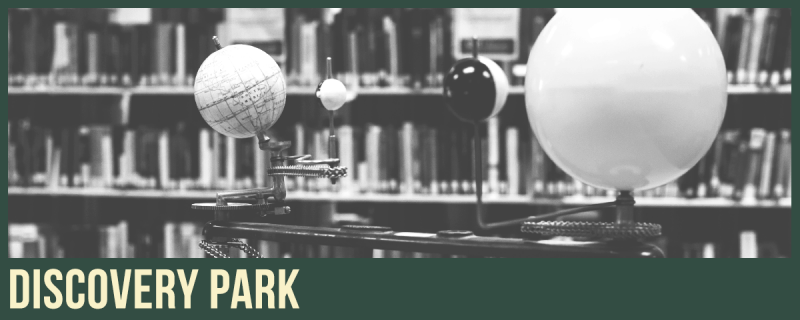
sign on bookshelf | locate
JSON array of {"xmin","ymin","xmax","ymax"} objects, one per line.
[{"xmin": 452, "ymin": 8, "xmax": 520, "ymax": 61}]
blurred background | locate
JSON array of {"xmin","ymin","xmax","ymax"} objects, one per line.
[{"xmin": 7, "ymin": 8, "xmax": 791, "ymax": 258}]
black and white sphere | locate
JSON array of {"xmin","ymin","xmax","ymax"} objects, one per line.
[{"xmin": 443, "ymin": 56, "xmax": 509, "ymax": 122}]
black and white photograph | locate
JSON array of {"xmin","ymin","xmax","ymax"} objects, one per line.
[{"xmin": 7, "ymin": 8, "xmax": 792, "ymax": 259}]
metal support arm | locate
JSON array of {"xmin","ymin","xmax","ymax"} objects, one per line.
[{"xmin": 202, "ymin": 221, "xmax": 664, "ymax": 258}]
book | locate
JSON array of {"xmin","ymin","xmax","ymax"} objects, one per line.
[
  {"xmin": 742, "ymin": 128, "xmax": 766, "ymax": 202},
  {"xmin": 758, "ymin": 131, "xmax": 776, "ymax": 199},
  {"xmin": 158, "ymin": 129, "xmax": 170, "ymax": 189},
  {"xmin": 505, "ymin": 127, "xmax": 520, "ymax": 195},
  {"xmin": 746, "ymin": 9, "xmax": 769, "ymax": 84},
  {"xmin": 740, "ymin": 230, "xmax": 758, "ymax": 258},
  {"xmin": 401, "ymin": 122, "xmax": 414, "ymax": 194},
  {"xmin": 226, "ymin": 135, "xmax": 236, "ymax": 190},
  {"xmin": 163, "ymin": 221, "xmax": 176, "ymax": 258},
  {"xmin": 487, "ymin": 117, "xmax": 500, "ymax": 195},
  {"xmin": 773, "ymin": 130, "xmax": 791, "ymax": 198},
  {"xmin": 366, "ymin": 125, "xmax": 381, "ymax": 193}
]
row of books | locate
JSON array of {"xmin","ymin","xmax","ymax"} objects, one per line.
[
  {"xmin": 697, "ymin": 8, "xmax": 792, "ymax": 86},
  {"xmin": 9, "ymin": 221, "xmax": 131, "ymax": 258},
  {"xmin": 8, "ymin": 220, "xmax": 444, "ymax": 258},
  {"xmin": 682, "ymin": 231, "xmax": 785, "ymax": 258},
  {"xmin": 9, "ymin": 8, "xmax": 791, "ymax": 91},
  {"xmin": 8, "ymin": 116, "xmax": 792, "ymax": 202}
]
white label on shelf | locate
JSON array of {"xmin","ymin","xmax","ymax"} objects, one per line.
[{"xmin": 452, "ymin": 8, "xmax": 520, "ymax": 61}]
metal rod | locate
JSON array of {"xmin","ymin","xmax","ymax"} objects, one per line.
[
  {"xmin": 326, "ymin": 57, "xmax": 333, "ymax": 80},
  {"xmin": 325, "ymin": 57, "xmax": 339, "ymax": 185},
  {"xmin": 474, "ymin": 122, "xmax": 488, "ymax": 228},
  {"xmin": 473, "ymin": 119, "xmax": 620, "ymax": 229},
  {"xmin": 615, "ymin": 191, "xmax": 635, "ymax": 225},
  {"xmin": 472, "ymin": 36, "xmax": 479, "ymax": 58},
  {"xmin": 213, "ymin": 36, "xmax": 222, "ymax": 50},
  {"xmin": 481, "ymin": 201, "xmax": 619, "ymax": 229},
  {"xmin": 203, "ymin": 221, "xmax": 663, "ymax": 258},
  {"xmin": 329, "ymin": 111, "xmax": 336, "ymax": 137},
  {"xmin": 216, "ymin": 187, "xmax": 275, "ymax": 200}
]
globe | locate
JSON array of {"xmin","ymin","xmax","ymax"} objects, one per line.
[
  {"xmin": 194, "ymin": 44, "xmax": 287, "ymax": 139},
  {"xmin": 525, "ymin": 8, "xmax": 727, "ymax": 191}
]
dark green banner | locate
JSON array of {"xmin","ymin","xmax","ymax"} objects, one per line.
[{"xmin": 5, "ymin": 260, "xmax": 795, "ymax": 318}]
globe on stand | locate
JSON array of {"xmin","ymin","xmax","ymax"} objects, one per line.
[
  {"xmin": 194, "ymin": 44, "xmax": 287, "ymax": 139},
  {"xmin": 525, "ymin": 9, "xmax": 727, "ymax": 191}
]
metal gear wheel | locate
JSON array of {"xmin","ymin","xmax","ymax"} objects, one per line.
[
  {"xmin": 521, "ymin": 221, "xmax": 662, "ymax": 239},
  {"xmin": 268, "ymin": 165, "xmax": 348, "ymax": 178},
  {"xmin": 191, "ymin": 203, "xmax": 270, "ymax": 212}
]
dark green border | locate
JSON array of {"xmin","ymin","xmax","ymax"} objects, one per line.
[{"xmin": 3, "ymin": 4, "xmax": 796, "ymax": 318}]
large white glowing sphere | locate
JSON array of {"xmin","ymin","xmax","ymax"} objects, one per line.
[
  {"xmin": 525, "ymin": 8, "xmax": 727, "ymax": 191},
  {"xmin": 194, "ymin": 44, "xmax": 287, "ymax": 139}
]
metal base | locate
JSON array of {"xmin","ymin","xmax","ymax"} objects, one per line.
[
  {"xmin": 191, "ymin": 203, "xmax": 269, "ymax": 211},
  {"xmin": 521, "ymin": 221, "xmax": 662, "ymax": 239},
  {"xmin": 203, "ymin": 221, "xmax": 665, "ymax": 258}
]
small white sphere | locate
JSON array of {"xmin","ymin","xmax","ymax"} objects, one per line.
[{"xmin": 317, "ymin": 79, "xmax": 347, "ymax": 111}]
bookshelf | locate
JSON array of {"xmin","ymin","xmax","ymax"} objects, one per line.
[
  {"xmin": 7, "ymin": 8, "xmax": 793, "ymax": 258},
  {"xmin": 7, "ymin": 187, "xmax": 791, "ymax": 208},
  {"xmin": 7, "ymin": 84, "xmax": 793, "ymax": 97}
]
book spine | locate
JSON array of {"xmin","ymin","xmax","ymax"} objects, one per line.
[
  {"xmin": 428, "ymin": 127, "xmax": 439, "ymax": 195},
  {"xmin": 339, "ymin": 125, "xmax": 355, "ymax": 193},
  {"xmin": 174, "ymin": 23, "xmax": 186, "ymax": 86},
  {"xmin": 198, "ymin": 129, "xmax": 211, "ymax": 188},
  {"xmin": 736, "ymin": 11, "xmax": 753, "ymax": 84},
  {"xmin": 367, "ymin": 125, "xmax": 381, "ymax": 193},
  {"xmin": 488, "ymin": 117, "xmax": 500, "ymax": 195},
  {"xmin": 254, "ymin": 137, "xmax": 265, "ymax": 188},
  {"xmin": 758, "ymin": 131, "xmax": 776, "ymax": 199},
  {"xmin": 773, "ymin": 130, "xmax": 791, "ymax": 198},
  {"xmin": 118, "ymin": 220, "xmax": 129, "ymax": 258},
  {"xmin": 402, "ymin": 122, "xmax": 414, "ymax": 194},
  {"xmin": 158, "ymin": 129, "xmax": 170, "ymax": 189},
  {"xmin": 747, "ymin": 8, "xmax": 769, "ymax": 84},
  {"xmin": 163, "ymin": 221, "xmax": 175, "ymax": 258},
  {"xmin": 743, "ymin": 129, "xmax": 766, "ymax": 201},
  {"xmin": 740, "ymin": 230, "xmax": 758, "ymax": 258},
  {"xmin": 226, "ymin": 135, "xmax": 236, "ymax": 190},
  {"xmin": 506, "ymin": 127, "xmax": 519, "ymax": 195},
  {"xmin": 101, "ymin": 128, "xmax": 114, "ymax": 187},
  {"xmin": 294, "ymin": 123, "xmax": 305, "ymax": 191}
]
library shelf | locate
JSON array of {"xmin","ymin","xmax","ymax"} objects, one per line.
[
  {"xmin": 8, "ymin": 84, "xmax": 792, "ymax": 97},
  {"xmin": 7, "ymin": 187, "xmax": 791, "ymax": 208}
]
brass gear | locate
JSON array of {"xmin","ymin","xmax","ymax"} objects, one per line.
[{"xmin": 521, "ymin": 221, "xmax": 661, "ymax": 239}]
